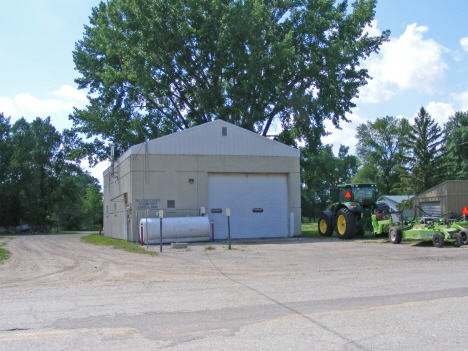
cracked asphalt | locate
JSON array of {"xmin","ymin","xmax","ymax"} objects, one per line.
[{"xmin": 0, "ymin": 234, "xmax": 467, "ymax": 350}]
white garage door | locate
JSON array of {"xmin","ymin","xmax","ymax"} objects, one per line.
[
  {"xmin": 208, "ymin": 173, "xmax": 288, "ymax": 239},
  {"xmin": 420, "ymin": 202, "xmax": 441, "ymax": 217}
]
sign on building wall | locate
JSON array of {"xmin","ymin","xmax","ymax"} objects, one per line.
[{"xmin": 135, "ymin": 199, "xmax": 161, "ymax": 210}]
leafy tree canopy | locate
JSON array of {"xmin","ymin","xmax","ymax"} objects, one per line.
[
  {"xmin": 355, "ymin": 116, "xmax": 410, "ymax": 194},
  {"xmin": 0, "ymin": 114, "xmax": 102, "ymax": 229},
  {"xmin": 70, "ymin": 0, "xmax": 389, "ymax": 165}
]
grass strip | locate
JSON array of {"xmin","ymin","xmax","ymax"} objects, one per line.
[
  {"xmin": 81, "ymin": 234, "xmax": 158, "ymax": 256},
  {"xmin": 0, "ymin": 242, "xmax": 11, "ymax": 263},
  {"xmin": 301, "ymin": 222, "xmax": 322, "ymax": 238}
]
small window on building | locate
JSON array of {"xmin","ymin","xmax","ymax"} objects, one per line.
[
  {"xmin": 222, "ymin": 126, "xmax": 227, "ymax": 136},
  {"xmin": 253, "ymin": 208, "xmax": 263, "ymax": 213},
  {"xmin": 211, "ymin": 208, "xmax": 222, "ymax": 213},
  {"xmin": 167, "ymin": 200, "xmax": 175, "ymax": 208},
  {"xmin": 106, "ymin": 205, "xmax": 108, "ymax": 214},
  {"xmin": 114, "ymin": 203, "xmax": 116, "ymax": 212}
]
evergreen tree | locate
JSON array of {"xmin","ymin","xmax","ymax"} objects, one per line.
[{"xmin": 397, "ymin": 107, "xmax": 446, "ymax": 194}]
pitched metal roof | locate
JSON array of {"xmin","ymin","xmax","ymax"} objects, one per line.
[
  {"xmin": 378, "ymin": 195, "xmax": 415, "ymax": 203},
  {"xmin": 120, "ymin": 119, "xmax": 300, "ymax": 159}
]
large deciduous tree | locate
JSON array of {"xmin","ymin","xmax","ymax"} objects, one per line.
[
  {"xmin": 355, "ymin": 116, "xmax": 410, "ymax": 194},
  {"xmin": 0, "ymin": 115, "xmax": 103, "ymax": 229},
  {"xmin": 70, "ymin": 0, "xmax": 389, "ymax": 164}
]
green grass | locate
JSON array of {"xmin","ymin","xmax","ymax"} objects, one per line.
[
  {"xmin": 81, "ymin": 234, "xmax": 158, "ymax": 256},
  {"xmin": 301, "ymin": 222, "xmax": 321, "ymax": 238},
  {"xmin": 0, "ymin": 242, "xmax": 11, "ymax": 263},
  {"xmin": 204, "ymin": 245, "xmax": 216, "ymax": 251}
]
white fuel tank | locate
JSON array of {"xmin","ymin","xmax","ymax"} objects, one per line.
[{"xmin": 140, "ymin": 217, "xmax": 210, "ymax": 244}]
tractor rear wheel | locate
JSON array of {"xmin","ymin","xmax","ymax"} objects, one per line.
[
  {"xmin": 433, "ymin": 234, "xmax": 444, "ymax": 248},
  {"xmin": 318, "ymin": 214, "xmax": 333, "ymax": 237},
  {"xmin": 459, "ymin": 229, "xmax": 468, "ymax": 245},
  {"xmin": 389, "ymin": 227, "xmax": 402, "ymax": 244},
  {"xmin": 452, "ymin": 233, "xmax": 462, "ymax": 247},
  {"xmin": 335, "ymin": 208, "xmax": 356, "ymax": 239}
]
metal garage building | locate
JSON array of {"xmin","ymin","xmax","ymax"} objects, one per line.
[
  {"xmin": 411, "ymin": 180, "xmax": 468, "ymax": 217},
  {"xmin": 377, "ymin": 195, "xmax": 414, "ymax": 220},
  {"xmin": 103, "ymin": 120, "xmax": 301, "ymax": 242}
]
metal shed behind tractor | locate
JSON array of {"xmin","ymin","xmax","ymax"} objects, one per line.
[
  {"xmin": 411, "ymin": 180, "xmax": 468, "ymax": 217},
  {"xmin": 377, "ymin": 195, "xmax": 414, "ymax": 219},
  {"xmin": 103, "ymin": 120, "xmax": 301, "ymax": 242}
]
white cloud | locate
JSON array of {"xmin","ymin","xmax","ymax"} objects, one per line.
[
  {"xmin": 322, "ymin": 112, "xmax": 367, "ymax": 155},
  {"xmin": 363, "ymin": 19, "xmax": 381, "ymax": 37},
  {"xmin": 0, "ymin": 97, "xmax": 17, "ymax": 117},
  {"xmin": 53, "ymin": 85, "xmax": 87, "ymax": 101},
  {"xmin": 359, "ymin": 23, "xmax": 448, "ymax": 104},
  {"xmin": 452, "ymin": 89, "xmax": 468, "ymax": 111},
  {"xmin": 460, "ymin": 37, "xmax": 468, "ymax": 53},
  {"xmin": 15, "ymin": 93, "xmax": 81, "ymax": 114},
  {"xmin": 425, "ymin": 101, "xmax": 455, "ymax": 126}
]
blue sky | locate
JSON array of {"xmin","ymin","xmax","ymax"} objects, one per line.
[{"xmin": 1, "ymin": 0, "xmax": 468, "ymax": 181}]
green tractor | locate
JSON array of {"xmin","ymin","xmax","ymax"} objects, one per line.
[{"xmin": 318, "ymin": 183, "xmax": 390, "ymax": 239}]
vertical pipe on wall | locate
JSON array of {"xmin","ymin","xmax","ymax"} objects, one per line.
[
  {"xmin": 124, "ymin": 202, "xmax": 128, "ymax": 241},
  {"xmin": 145, "ymin": 139, "xmax": 149, "ymax": 184},
  {"xmin": 290, "ymin": 212, "xmax": 294, "ymax": 237},
  {"xmin": 211, "ymin": 220, "xmax": 214, "ymax": 242}
]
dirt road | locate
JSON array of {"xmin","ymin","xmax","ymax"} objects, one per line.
[{"xmin": 1, "ymin": 234, "xmax": 468, "ymax": 350}]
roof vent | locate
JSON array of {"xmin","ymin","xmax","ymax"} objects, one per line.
[{"xmin": 222, "ymin": 126, "xmax": 227, "ymax": 136}]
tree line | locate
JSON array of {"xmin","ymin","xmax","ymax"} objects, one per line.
[
  {"xmin": 0, "ymin": 113, "xmax": 103, "ymax": 230},
  {"xmin": 301, "ymin": 107, "xmax": 468, "ymax": 220}
]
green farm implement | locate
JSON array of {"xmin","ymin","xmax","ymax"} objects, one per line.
[{"xmin": 387, "ymin": 214, "xmax": 468, "ymax": 248}]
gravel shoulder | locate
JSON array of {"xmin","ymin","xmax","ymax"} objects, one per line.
[{"xmin": 1, "ymin": 234, "xmax": 468, "ymax": 350}]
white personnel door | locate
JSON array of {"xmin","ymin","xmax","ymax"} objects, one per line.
[{"xmin": 208, "ymin": 173, "xmax": 288, "ymax": 239}]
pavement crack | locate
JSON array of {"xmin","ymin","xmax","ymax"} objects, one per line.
[{"xmin": 205, "ymin": 252, "xmax": 370, "ymax": 351}]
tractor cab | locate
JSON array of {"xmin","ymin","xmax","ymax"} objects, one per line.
[{"xmin": 337, "ymin": 184, "xmax": 377, "ymax": 207}]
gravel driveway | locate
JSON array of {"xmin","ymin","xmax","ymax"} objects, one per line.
[{"xmin": 1, "ymin": 234, "xmax": 468, "ymax": 350}]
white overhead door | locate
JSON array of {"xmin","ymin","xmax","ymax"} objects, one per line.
[
  {"xmin": 420, "ymin": 202, "xmax": 441, "ymax": 217},
  {"xmin": 208, "ymin": 173, "xmax": 288, "ymax": 239}
]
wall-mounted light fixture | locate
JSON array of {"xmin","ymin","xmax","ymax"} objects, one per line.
[{"xmin": 188, "ymin": 179, "xmax": 194, "ymax": 184}]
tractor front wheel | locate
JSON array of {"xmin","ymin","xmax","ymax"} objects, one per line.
[
  {"xmin": 459, "ymin": 229, "xmax": 468, "ymax": 245},
  {"xmin": 318, "ymin": 214, "xmax": 333, "ymax": 237},
  {"xmin": 335, "ymin": 208, "xmax": 356, "ymax": 239},
  {"xmin": 433, "ymin": 234, "xmax": 444, "ymax": 248},
  {"xmin": 452, "ymin": 233, "xmax": 462, "ymax": 247},
  {"xmin": 389, "ymin": 227, "xmax": 402, "ymax": 244}
]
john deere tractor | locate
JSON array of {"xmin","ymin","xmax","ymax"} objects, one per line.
[{"xmin": 318, "ymin": 183, "xmax": 390, "ymax": 239}]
